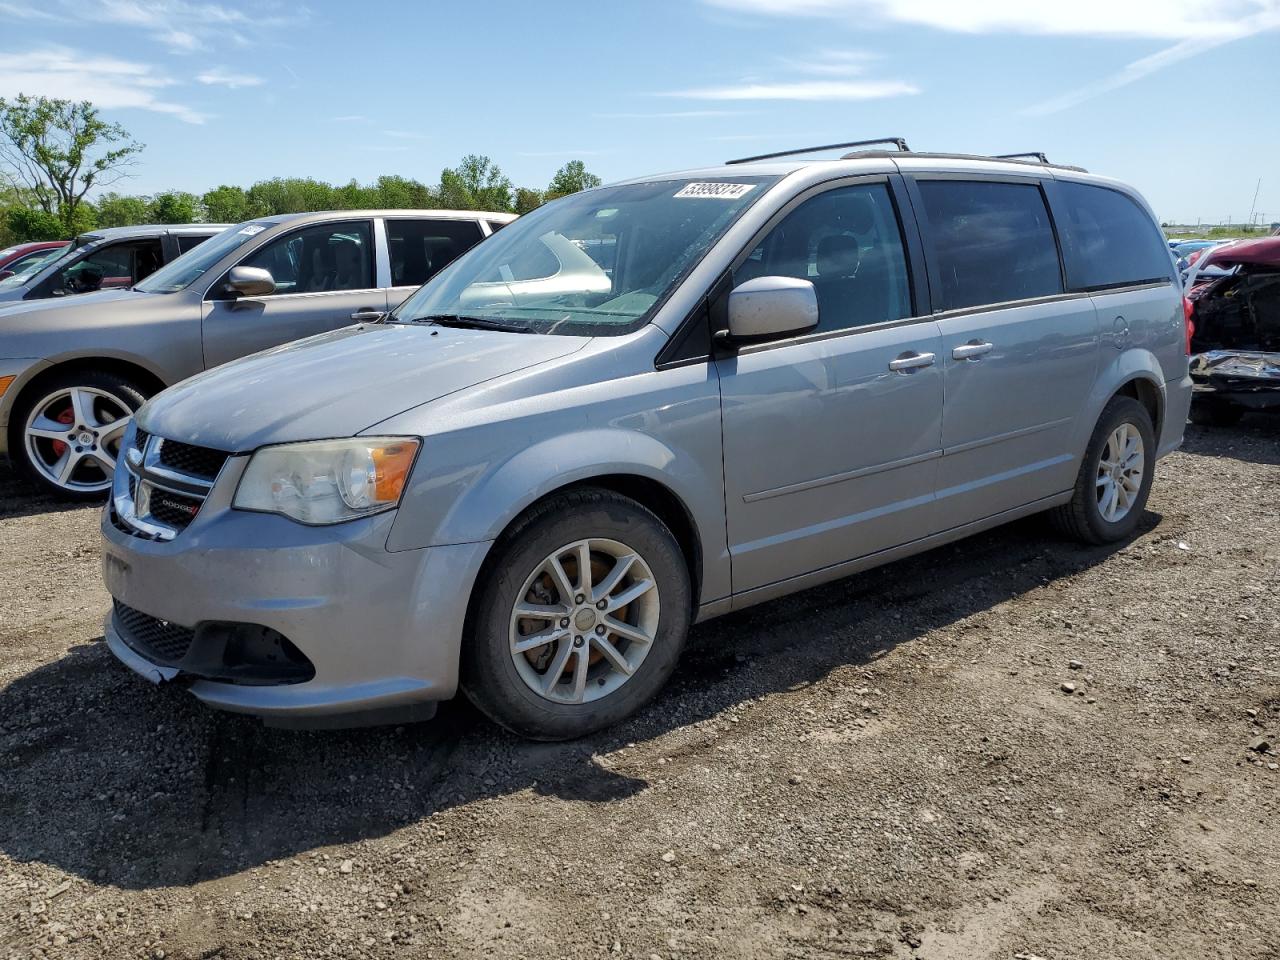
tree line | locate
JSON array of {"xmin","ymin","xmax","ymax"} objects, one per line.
[{"xmin": 0, "ymin": 95, "xmax": 601, "ymax": 246}]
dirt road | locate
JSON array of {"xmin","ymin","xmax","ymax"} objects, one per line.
[{"xmin": 2, "ymin": 419, "xmax": 1278, "ymax": 960}]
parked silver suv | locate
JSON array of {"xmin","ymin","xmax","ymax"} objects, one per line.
[
  {"xmin": 0, "ymin": 210, "xmax": 512, "ymax": 498},
  {"xmin": 100, "ymin": 143, "xmax": 1192, "ymax": 739}
]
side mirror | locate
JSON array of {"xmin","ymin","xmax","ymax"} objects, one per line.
[
  {"xmin": 721, "ymin": 276, "xmax": 819, "ymax": 345},
  {"xmin": 227, "ymin": 265, "xmax": 275, "ymax": 298}
]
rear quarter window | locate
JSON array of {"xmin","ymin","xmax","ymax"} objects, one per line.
[{"xmin": 1056, "ymin": 182, "xmax": 1174, "ymax": 290}]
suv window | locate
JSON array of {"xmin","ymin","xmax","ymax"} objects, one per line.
[
  {"xmin": 58, "ymin": 239, "xmax": 163, "ymax": 293},
  {"xmin": 916, "ymin": 180, "xmax": 1062, "ymax": 311},
  {"xmin": 176, "ymin": 234, "xmax": 209, "ymax": 254},
  {"xmin": 237, "ymin": 221, "xmax": 373, "ymax": 295},
  {"xmin": 1056, "ymin": 182, "xmax": 1174, "ymax": 290},
  {"xmin": 734, "ymin": 182, "xmax": 913, "ymax": 333},
  {"xmin": 387, "ymin": 219, "xmax": 484, "ymax": 287}
]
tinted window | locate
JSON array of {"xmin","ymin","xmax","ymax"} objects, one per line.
[
  {"xmin": 485, "ymin": 220, "xmax": 509, "ymax": 233},
  {"xmin": 734, "ymin": 182, "xmax": 912, "ymax": 333},
  {"xmin": 176, "ymin": 234, "xmax": 209, "ymax": 254},
  {"xmin": 1057, "ymin": 182, "xmax": 1175, "ymax": 290},
  {"xmin": 387, "ymin": 219, "xmax": 483, "ymax": 287},
  {"xmin": 917, "ymin": 180, "xmax": 1062, "ymax": 310},
  {"xmin": 237, "ymin": 221, "xmax": 373, "ymax": 296}
]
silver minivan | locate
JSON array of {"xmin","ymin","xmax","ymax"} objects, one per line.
[
  {"xmin": 0, "ymin": 210, "xmax": 512, "ymax": 498},
  {"xmin": 100, "ymin": 144, "xmax": 1192, "ymax": 739}
]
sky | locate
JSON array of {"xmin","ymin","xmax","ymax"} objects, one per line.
[{"xmin": 1, "ymin": 0, "xmax": 1278, "ymax": 225}]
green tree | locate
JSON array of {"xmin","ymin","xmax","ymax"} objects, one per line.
[
  {"xmin": 439, "ymin": 155, "xmax": 513, "ymax": 211},
  {"xmin": 95, "ymin": 192, "xmax": 150, "ymax": 228},
  {"xmin": 0, "ymin": 94, "xmax": 143, "ymax": 235},
  {"xmin": 246, "ymin": 177, "xmax": 336, "ymax": 215},
  {"xmin": 545, "ymin": 160, "xmax": 601, "ymax": 201},
  {"xmin": 4, "ymin": 205, "xmax": 63, "ymax": 242},
  {"xmin": 202, "ymin": 184, "xmax": 253, "ymax": 223},
  {"xmin": 513, "ymin": 187, "xmax": 544, "ymax": 215},
  {"xmin": 372, "ymin": 174, "xmax": 436, "ymax": 209},
  {"xmin": 148, "ymin": 191, "xmax": 201, "ymax": 223}
]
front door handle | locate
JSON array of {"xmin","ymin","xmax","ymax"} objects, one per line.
[
  {"xmin": 351, "ymin": 308, "xmax": 385, "ymax": 322},
  {"xmin": 952, "ymin": 340, "xmax": 994, "ymax": 361},
  {"xmin": 888, "ymin": 351, "xmax": 936, "ymax": 373}
]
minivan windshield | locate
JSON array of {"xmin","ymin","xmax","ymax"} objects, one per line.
[
  {"xmin": 135, "ymin": 222, "xmax": 268, "ymax": 294},
  {"xmin": 390, "ymin": 176, "xmax": 777, "ymax": 336}
]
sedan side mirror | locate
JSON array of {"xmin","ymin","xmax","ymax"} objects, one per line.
[
  {"xmin": 720, "ymin": 276, "xmax": 819, "ymax": 345},
  {"xmin": 227, "ymin": 265, "xmax": 275, "ymax": 298}
]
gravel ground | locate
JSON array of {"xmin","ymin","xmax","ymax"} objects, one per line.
[{"xmin": 1, "ymin": 417, "xmax": 1278, "ymax": 960}]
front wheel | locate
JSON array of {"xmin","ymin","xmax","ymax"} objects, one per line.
[
  {"xmin": 11, "ymin": 371, "xmax": 148, "ymax": 500},
  {"xmin": 1050, "ymin": 395, "xmax": 1156, "ymax": 545},
  {"xmin": 461, "ymin": 488, "xmax": 692, "ymax": 741}
]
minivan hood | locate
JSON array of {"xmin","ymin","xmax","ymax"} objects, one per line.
[{"xmin": 139, "ymin": 323, "xmax": 589, "ymax": 452}]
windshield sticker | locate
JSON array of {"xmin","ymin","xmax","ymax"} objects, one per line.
[
  {"xmin": 674, "ymin": 182, "xmax": 756, "ymax": 200},
  {"xmin": 238, "ymin": 224, "xmax": 266, "ymax": 236}
]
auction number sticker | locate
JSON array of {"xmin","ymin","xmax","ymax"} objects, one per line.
[
  {"xmin": 674, "ymin": 182, "xmax": 756, "ymax": 200},
  {"xmin": 238, "ymin": 224, "xmax": 267, "ymax": 236}
]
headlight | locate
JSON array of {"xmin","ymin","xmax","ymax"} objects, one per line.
[{"xmin": 233, "ymin": 437, "xmax": 420, "ymax": 524}]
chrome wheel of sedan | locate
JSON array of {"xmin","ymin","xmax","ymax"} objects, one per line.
[
  {"xmin": 24, "ymin": 386, "xmax": 133, "ymax": 494},
  {"xmin": 1095, "ymin": 422, "xmax": 1144, "ymax": 523},
  {"xmin": 509, "ymin": 537, "xmax": 660, "ymax": 705}
]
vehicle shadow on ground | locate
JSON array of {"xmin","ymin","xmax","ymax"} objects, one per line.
[
  {"xmin": 1184, "ymin": 412, "xmax": 1280, "ymax": 466},
  {"xmin": 0, "ymin": 468, "xmax": 94, "ymax": 521},
  {"xmin": 0, "ymin": 511, "xmax": 1158, "ymax": 890}
]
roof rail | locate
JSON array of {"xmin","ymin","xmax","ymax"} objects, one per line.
[
  {"xmin": 994, "ymin": 152, "xmax": 1049, "ymax": 163},
  {"xmin": 726, "ymin": 137, "xmax": 910, "ymax": 165}
]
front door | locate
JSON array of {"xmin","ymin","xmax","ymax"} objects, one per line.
[
  {"xmin": 716, "ymin": 179, "xmax": 944, "ymax": 593},
  {"xmin": 910, "ymin": 177, "xmax": 1101, "ymax": 525},
  {"xmin": 201, "ymin": 219, "xmax": 386, "ymax": 368}
]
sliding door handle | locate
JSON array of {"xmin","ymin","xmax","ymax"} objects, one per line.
[
  {"xmin": 952, "ymin": 340, "xmax": 994, "ymax": 361},
  {"xmin": 888, "ymin": 351, "xmax": 936, "ymax": 373}
]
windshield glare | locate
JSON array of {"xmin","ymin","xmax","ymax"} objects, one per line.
[
  {"xmin": 391, "ymin": 176, "xmax": 776, "ymax": 336},
  {"xmin": 134, "ymin": 222, "xmax": 268, "ymax": 294},
  {"xmin": 0, "ymin": 243, "xmax": 87, "ymax": 291}
]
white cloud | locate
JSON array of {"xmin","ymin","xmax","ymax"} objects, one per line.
[
  {"xmin": 701, "ymin": 0, "xmax": 1280, "ymax": 40},
  {"xmin": 776, "ymin": 49, "xmax": 877, "ymax": 76},
  {"xmin": 662, "ymin": 79, "xmax": 919, "ymax": 101},
  {"xmin": 67, "ymin": 0, "xmax": 297, "ymax": 52},
  {"xmin": 195, "ymin": 66, "xmax": 263, "ymax": 88},
  {"xmin": 0, "ymin": 46, "xmax": 206, "ymax": 123}
]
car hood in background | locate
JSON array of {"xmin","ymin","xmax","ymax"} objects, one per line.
[
  {"xmin": 138, "ymin": 323, "xmax": 589, "ymax": 452},
  {"xmin": 1200, "ymin": 237, "xmax": 1280, "ymax": 270}
]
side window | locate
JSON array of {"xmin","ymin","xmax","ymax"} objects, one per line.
[
  {"xmin": 485, "ymin": 220, "xmax": 509, "ymax": 234},
  {"xmin": 176, "ymin": 234, "xmax": 209, "ymax": 254},
  {"xmin": 733, "ymin": 182, "xmax": 913, "ymax": 334},
  {"xmin": 237, "ymin": 221, "xmax": 373, "ymax": 295},
  {"xmin": 387, "ymin": 219, "xmax": 484, "ymax": 287},
  {"xmin": 1056, "ymin": 182, "xmax": 1175, "ymax": 290},
  {"xmin": 61, "ymin": 240, "xmax": 163, "ymax": 292},
  {"xmin": 916, "ymin": 180, "xmax": 1062, "ymax": 311}
]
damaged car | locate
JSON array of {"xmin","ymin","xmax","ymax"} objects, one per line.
[{"xmin": 1186, "ymin": 236, "xmax": 1280, "ymax": 425}]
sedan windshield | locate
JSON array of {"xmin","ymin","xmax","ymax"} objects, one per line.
[
  {"xmin": 0, "ymin": 243, "xmax": 87, "ymax": 291},
  {"xmin": 134, "ymin": 222, "xmax": 270, "ymax": 294},
  {"xmin": 391, "ymin": 176, "xmax": 777, "ymax": 336}
]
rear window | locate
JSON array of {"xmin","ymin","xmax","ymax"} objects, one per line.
[
  {"xmin": 916, "ymin": 180, "xmax": 1063, "ymax": 311},
  {"xmin": 1056, "ymin": 182, "xmax": 1174, "ymax": 290}
]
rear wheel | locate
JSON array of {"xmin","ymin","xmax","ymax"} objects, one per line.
[
  {"xmin": 461, "ymin": 487, "xmax": 692, "ymax": 741},
  {"xmin": 1189, "ymin": 400, "xmax": 1245, "ymax": 427},
  {"xmin": 1050, "ymin": 395, "xmax": 1155, "ymax": 545},
  {"xmin": 12, "ymin": 371, "xmax": 147, "ymax": 500}
]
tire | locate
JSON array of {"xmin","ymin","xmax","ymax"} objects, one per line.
[
  {"xmin": 1189, "ymin": 400, "xmax": 1245, "ymax": 427},
  {"xmin": 1049, "ymin": 395, "xmax": 1156, "ymax": 545},
  {"xmin": 10, "ymin": 370, "xmax": 148, "ymax": 501},
  {"xmin": 461, "ymin": 487, "xmax": 692, "ymax": 741}
]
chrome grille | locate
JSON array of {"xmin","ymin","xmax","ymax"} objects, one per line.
[{"xmin": 111, "ymin": 427, "xmax": 230, "ymax": 541}]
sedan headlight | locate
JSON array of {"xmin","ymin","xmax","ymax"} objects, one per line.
[{"xmin": 233, "ymin": 437, "xmax": 420, "ymax": 524}]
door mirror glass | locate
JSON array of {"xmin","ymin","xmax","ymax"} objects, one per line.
[
  {"xmin": 726, "ymin": 276, "xmax": 819, "ymax": 341},
  {"xmin": 227, "ymin": 265, "xmax": 276, "ymax": 297}
]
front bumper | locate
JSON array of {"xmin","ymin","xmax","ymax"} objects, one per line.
[
  {"xmin": 1190, "ymin": 351, "xmax": 1280, "ymax": 408},
  {"xmin": 100, "ymin": 487, "xmax": 492, "ymax": 723}
]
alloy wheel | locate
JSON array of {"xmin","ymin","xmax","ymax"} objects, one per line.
[
  {"xmin": 24, "ymin": 386, "xmax": 132, "ymax": 494},
  {"xmin": 1095, "ymin": 422, "xmax": 1145, "ymax": 523},
  {"xmin": 508, "ymin": 537, "xmax": 660, "ymax": 705}
]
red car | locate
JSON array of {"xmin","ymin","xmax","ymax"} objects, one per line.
[
  {"xmin": 0, "ymin": 240, "xmax": 69, "ymax": 281},
  {"xmin": 1185, "ymin": 236, "xmax": 1280, "ymax": 424}
]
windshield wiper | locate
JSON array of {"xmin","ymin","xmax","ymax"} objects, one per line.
[{"xmin": 416, "ymin": 314, "xmax": 533, "ymax": 334}]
